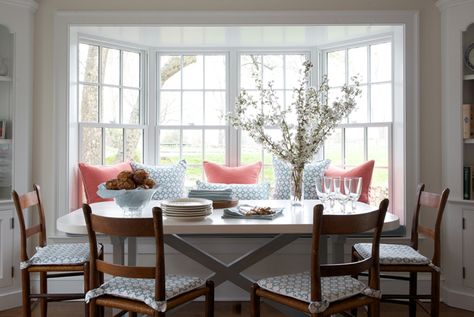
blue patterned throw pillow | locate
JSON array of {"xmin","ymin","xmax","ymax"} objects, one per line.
[
  {"xmin": 131, "ymin": 160, "xmax": 187, "ymax": 200},
  {"xmin": 272, "ymin": 158, "xmax": 331, "ymax": 200},
  {"xmin": 196, "ymin": 181, "xmax": 271, "ymax": 200}
]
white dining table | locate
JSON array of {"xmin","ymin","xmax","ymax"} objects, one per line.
[{"xmin": 57, "ymin": 199, "xmax": 399, "ymax": 293}]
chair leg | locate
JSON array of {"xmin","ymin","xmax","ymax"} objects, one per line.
[
  {"xmin": 409, "ymin": 272, "xmax": 417, "ymax": 317},
  {"xmin": 84, "ymin": 263, "xmax": 90, "ymax": 317},
  {"xmin": 431, "ymin": 271, "xmax": 440, "ymax": 317},
  {"xmin": 40, "ymin": 272, "xmax": 47, "ymax": 317},
  {"xmin": 250, "ymin": 283, "xmax": 261, "ymax": 317},
  {"xmin": 351, "ymin": 249, "xmax": 358, "ymax": 317},
  {"xmin": 205, "ymin": 280, "xmax": 214, "ymax": 317},
  {"xmin": 21, "ymin": 269, "xmax": 32, "ymax": 317},
  {"xmin": 368, "ymin": 299, "xmax": 380, "ymax": 317}
]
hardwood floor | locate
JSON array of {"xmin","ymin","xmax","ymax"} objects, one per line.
[{"xmin": 0, "ymin": 301, "xmax": 473, "ymax": 317}]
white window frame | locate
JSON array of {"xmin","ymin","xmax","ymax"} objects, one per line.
[
  {"xmin": 321, "ymin": 37, "xmax": 394, "ymax": 209},
  {"xmin": 77, "ymin": 38, "xmax": 148, "ymax": 166},
  {"xmin": 56, "ymin": 11, "xmax": 418, "ymax": 233}
]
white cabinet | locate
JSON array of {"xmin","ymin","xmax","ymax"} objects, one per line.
[
  {"xmin": 439, "ymin": 0, "xmax": 474, "ymax": 311},
  {"xmin": 0, "ymin": 208, "xmax": 13, "ymax": 288},
  {"xmin": 0, "ymin": 0, "xmax": 36, "ymax": 310}
]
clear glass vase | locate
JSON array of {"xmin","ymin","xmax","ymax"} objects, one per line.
[{"xmin": 290, "ymin": 165, "xmax": 304, "ymax": 206}]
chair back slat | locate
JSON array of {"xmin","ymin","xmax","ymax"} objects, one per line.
[
  {"xmin": 320, "ymin": 258, "xmax": 373, "ymax": 277},
  {"xmin": 89, "ymin": 214, "xmax": 155, "ymax": 237},
  {"xmin": 18, "ymin": 191, "xmax": 39, "ymax": 209},
  {"xmin": 321, "ymin": 211, "xmax": 381, "ymax": 235},
  {"xmin": 96, "ymin": 260, "xmax": 155, "ymax": 279},
  {"xmin": 418, "ymin": 225, "xmax": 435, "ymax": 240},
  {"xmin": 419, "ymin": 191, "xmax": 442, "ymax": 209},
  {"xmin": 12, "ymin": 184, "xmax": 47, "ymax": 262},
  {"xmin": 25, "ymin": 224, "xmax": 42, "ymax": 238}
]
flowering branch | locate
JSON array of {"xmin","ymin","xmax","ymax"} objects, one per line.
[{"xmin": 227, "ymin": 60, "xmax": 361, "ymax": 169}]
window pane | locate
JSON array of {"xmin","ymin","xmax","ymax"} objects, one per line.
[
  {"xmin": 204, "ymin": 130, "xmax": 225, "ymax": 164},
  {"xmin": 101, "ymin": 87, "xmax": 120, "ymax": 123},
  {"xmin": 183, "ymin": 55, "xmax": 203, "ymax": 89},
  {"xmin": 368, "ymin": 127, "xmax": 389, "ymax": 166},
  {"xmin": 241, "ymin": 131, "xmax": 262, "ymax": 164},
  {"xmin": 324, "ymin": 128, "xmax": 342, "ymax": 166},
  {"xmin": 348, "ymin": 46, "xmax": 367, "ymax": 83},
  {"xmin": 79, "ymin": 43, "xmax": 98, "ymax": 83},
  {"xmin": 263, "ymin": 55, "xmax": 284, "ymax": 89},
  {"xmin": 81, "ymin": 127, "xmax": 102, "ymax": 165},
  {"xmin": 205, "ymin": 55, "xmax": 226, "ymax": 89},
  {"xmin": 371, "ymin": 83, "xmax": 392, "ymax": 122},
  {"xmin": 344, "ymin": 128, "xmax": 365, "ymax": 166},
  {"xmin": 124, "ymin": 129, "xmax": 143, "ymax": 163},
  {"xmin": 263, "ymin": 166, "xmax": 274, "ymax": 183},
  {"xmin": 285, "ymin": 54, "xmax": 306, "ymax": 90},
  {"xmin": 182, "ymin": 130, "xmax": 202, "ymax": 165},
  {"xmin": 370, "ymin": 42, "xmax": 391, "ymax": 83},
  {"xmin": 369, "ymin": 168, "xmax": 389, "ymax": 204},
  {"xmin": 160, "ymin": 130, "xmax": 180, "ymax": 164},
  {"xmin": 348, "ymin": 85, "xmax": 368, "ymax": 123},
  {"xmin": 241, "ymin": 55, "xmax": 261, "ymax": 90},
  {"xmin": 79, "ymin": 84, "xmax": 98, "ymax": 122},
  {"xmin": 160, "ymin": 55, "xmax": 181, "ymax": 89},
  {"xmin": 123, "ymin": 51, "xmax": 140, "ymax": 88},
  {"xmin": 123, "ymin": 89, "xmax": 140, "ymax": 124},
  {"xmin": 187, "ymin": 165, "xmax": 203, "ymax": 187},
  {"xmin": 101, "ymin": 47, "xmax": 120, "ymax": 86},
  {"xmin": 205, "ymin": 91, "xmax": 226, "ymax": 125},
  {"xmin": 160, "ymin": 92, "xmax": 181, "ymax": 125},
  {"xmin": 327, "ymin": 50, "xmax": 346, "ymax": 87},
  {"xmin": 182, "ymin": 91, "xmax": 203, "ymax": 125},
  {"xmin": 104, "ymin": 128, "xmax": 124, "ymax": 165}
]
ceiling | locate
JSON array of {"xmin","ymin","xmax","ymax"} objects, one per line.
[{"xmin": 73, "ymin": 25, "xmax": 398, "ymax": 48}]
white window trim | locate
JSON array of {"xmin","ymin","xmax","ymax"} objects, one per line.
[{"xmin": 55, "ymin": 10, "xmax": 419, "ymax": 235}]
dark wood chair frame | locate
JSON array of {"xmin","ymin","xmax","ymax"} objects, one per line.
[
  {"xmin": 13, "ymin": 184, "xmax": 92, "ymax": 317},
  {"xmin": 352, "ymin": 184, "xmax": 450, "ymax": 317},
  {"xmin": 83, "ymin": 204, "xmax": 214, "ymax": 317},
  {"xmin": 250, "ymin": 199, "xmax": 389, "ymax": 317}
]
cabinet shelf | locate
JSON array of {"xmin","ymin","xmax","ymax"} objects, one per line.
[
  {"xmin": 0, "ymin": 76, "xmax": 11, "ymax": 82},
  {"xmin": 464, "ymin": 138, "xmax": 474, "ymax": 144}
]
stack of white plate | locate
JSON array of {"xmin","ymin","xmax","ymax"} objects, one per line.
[{"xmin": 161, "ymin": 198, "xmax": 213, "ymax": 220}]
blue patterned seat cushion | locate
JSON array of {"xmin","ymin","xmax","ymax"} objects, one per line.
[
  {"xmin": 196, "ymin": 180, "xmax": 270, "ymax": 200},
  {"xmin": 131, "ymin": 160, "xmax": 187, "ymax": 200},
  {"xmin": 85, "ymin": 275, "xmax": 205, "ymax": 312},
  {"xmin": 272, "ymin": 159, "xmax": 330, "ymax": 200},
  {"xmin": 257, "ymin": 272, "xmax": 378, "ymax": 313},
  {"xmin": 20, "ymin": 243, "xmax": 91, "ymax": 269},
  {"xmin": 354, "ymin": 243, "xmax": 431, "ymax": 265}
]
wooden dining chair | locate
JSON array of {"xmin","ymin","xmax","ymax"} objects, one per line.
[
  {"xmin": 13, "ymin": 184, "xmax": 93, "ymax": 317},
  {"xmin": 352, "ymin": 184, "xmax": 450, "ymax": 317},
  {"xmin": 250, "ymin": 199, "xmax": 389, "ymax": 317},
  {"xmin": 82, "ymin": 204, "xmax": 214, "ymax": 317}
]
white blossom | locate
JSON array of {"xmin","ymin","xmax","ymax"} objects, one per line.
[{"xmin": 227, "ymin": 60, "xmax": 361, "ymax": 169}]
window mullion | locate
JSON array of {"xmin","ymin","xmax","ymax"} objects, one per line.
[{"xmin": 229, "ymin": 49, "xmax": 238, "ymax": 167}]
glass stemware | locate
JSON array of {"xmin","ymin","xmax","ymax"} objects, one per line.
[
  {"xmin": 315, "ymin": 177, "xmax": 329, "ymax": 207},
  {"xmin": 344, "ymin": 177, "xmax": 362, "ymax": 211},
  {"xmin": 334, "ymin": 177, "xmax": 349, "ymax": 213},
  {"xmin": 323, "ymin": 176, "xmax": 335, "ymax": 209}
]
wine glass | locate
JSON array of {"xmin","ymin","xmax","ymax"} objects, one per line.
[
  {"xmin": 334, "ymin": 177, "xmax": 349, "ymax": 213},
  {"xmin": 345, "ymin": 177, "xmax": 362, "ymax": 211},
  {"xmin": 323, "ymin": 176, "xmax": 335, "ymax": 210},
  {"xmin": 315, "ymin": 177, "xmax": 329, "ymax": 206}
]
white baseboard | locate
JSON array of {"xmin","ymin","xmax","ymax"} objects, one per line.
[
  {"xmin": 0, "ymin": 289, "xmax": 22, "ymax": 311},
  {"xmin": 442, "ymin": 286, "xmax": 474, "ymax": 311}
]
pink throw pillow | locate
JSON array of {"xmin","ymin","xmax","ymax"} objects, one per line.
[
  {"xmin": 324, "ymin": 160, "xmax": 375, "ymax": 203},
  {"xmin": 78, "ymin": 161, "xmax": 132, "ymax": 203},
  {"xmin": 203, "ymin": 161, "xmax": 263, "ymax": 184}
]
